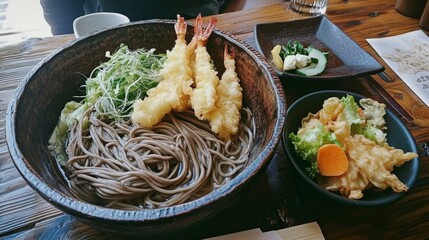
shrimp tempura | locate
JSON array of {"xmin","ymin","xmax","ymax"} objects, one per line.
[
  {"xmin": 132, "ymin": 15, "xmax": 194, "ymax": 128},
  {"xmin": 190, "ymin": 15, "xmax": 219, "ymax": 120},
  {"xmin": 206, "ymin": 46, "xmax": 243, "ymax": 140}
]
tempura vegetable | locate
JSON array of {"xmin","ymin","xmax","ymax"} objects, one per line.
[{"xmin": 289, "ymin": 95, "xmax": 418, "ymax": 199}]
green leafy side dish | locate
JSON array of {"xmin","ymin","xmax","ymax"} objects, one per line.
[{"xmin": 271, "ymin": 40, "xmax": 328, "ymax": 77}]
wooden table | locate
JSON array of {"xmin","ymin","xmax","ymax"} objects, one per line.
[{"xmin": 1, "ymin": 0, "xmax": 429, "ymax": 239}]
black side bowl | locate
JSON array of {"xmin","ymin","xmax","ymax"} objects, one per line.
[{"xmin": 282, "ymin": 90, "xmax": 419, "ymax": 206}]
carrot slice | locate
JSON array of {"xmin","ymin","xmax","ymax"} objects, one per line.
[
  {"xmin": 317, "ymin": 144, "xmax": 349, "ymax": 176},
  {"xmin": 357, "ymin": 107, "xmax": 365, "ymax": 119}
]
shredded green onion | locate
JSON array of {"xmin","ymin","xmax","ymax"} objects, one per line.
[
  {"xmin": 85, "ymin": 44, "xmax": 166, "ymax": 121},
  {"xmin": 48, "ymin": 44, "xmax": 165, "ymax": 163}
]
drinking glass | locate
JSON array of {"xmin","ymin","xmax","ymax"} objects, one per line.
[{"xmin": 289, "ymin": 0, "xmax": 329, "ymax": 15}]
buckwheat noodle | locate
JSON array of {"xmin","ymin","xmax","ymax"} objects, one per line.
[{"xmin": 65, "ymin": 107, "xmax": 254, "ymax": 210}]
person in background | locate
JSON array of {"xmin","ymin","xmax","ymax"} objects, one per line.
[{"xmin": 40, "ymin": 0, "xmax": 225, "ymax": 35}]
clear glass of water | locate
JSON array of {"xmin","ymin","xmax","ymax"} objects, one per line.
[{"xmin": 289, "ymin": 0, "xmax": 328, "ymax": 15}]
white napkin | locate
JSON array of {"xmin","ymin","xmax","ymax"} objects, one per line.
[
  {"xmin": 205, "ymin": 222, "xmax": 324, "ymax": 240},
  {"xmin": 367, "ymin": 30, "xmax": 429, "ymax": 107}
]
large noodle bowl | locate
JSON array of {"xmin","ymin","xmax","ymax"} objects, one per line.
[
  {"xmin": 7, "ymin": 17, "xmax": 285, "ymax": 236},
  {"xmin": 49, "ymin": 15, "xmax": 256, "ymax": 210}
]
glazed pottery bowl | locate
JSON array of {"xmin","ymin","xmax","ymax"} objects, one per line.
[
  {"xmin": 6, "ymin": 19, "xmax": 285, "ymax": 237},
  {"xmin": 254, "ymin": 16, "xmax": 384, "ymax": 81},
  {"xmin": 283, "ymin": 90, "xmax": 419, "ymax": 206}
]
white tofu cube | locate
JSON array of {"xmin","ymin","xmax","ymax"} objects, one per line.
[
  {"xmin": 283, "ymin": 55, "xmax": 296, "ymax": 71},
  {"xmin": 295, "ymin": 54, "xmax": 310, "ymax": 69}
]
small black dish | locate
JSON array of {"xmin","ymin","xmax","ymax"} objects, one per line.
[
  {"xmin": 282, "ymin": 90, "xmax": 419, "ymax": 206},
  {"xmin": 254, "ymin": 16, "xmax": 384, "ymax": 81}
]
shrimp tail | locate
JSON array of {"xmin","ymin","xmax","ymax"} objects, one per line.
[
  {"xmin": 194, "ymin": 14, "xmax": 203, "ymax": 41},
  {"xmin": 223, "ymin": 45, "xmax": 238, "ymax": 72},
  {"xmin": 203, "ymin": 17, "xmax": 217, "ymax": 40},
  {"xmin": 175, "ymin": 14, "xmax": 187, "ymax": 40},
  {"xmin": 224, "ymin": 45, "xmax": 236, "ymax": 61},
  {"xmin": 194, "ymin": 14, "xmax": 217, "ymax": 45}
]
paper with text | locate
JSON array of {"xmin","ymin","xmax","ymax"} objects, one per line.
[{"xmin": 367, "ymin": 30, "xmax": 429, "ymax": 107}]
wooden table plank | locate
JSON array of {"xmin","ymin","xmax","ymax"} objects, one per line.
[{"xmin": 1, "ymin": 1, "xmax": 429, "ymax": 239}]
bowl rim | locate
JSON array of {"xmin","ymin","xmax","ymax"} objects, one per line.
[
  {"xmin": 282, "ymin": 89, "xmax": 420, "ymax": 206},
  {"xmin": 6, "ymin": 19, "xmax": 286, "ymax": 222}
]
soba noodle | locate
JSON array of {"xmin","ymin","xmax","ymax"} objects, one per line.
[{"xmin": 65, "ymin": 107, "xmax": 254, "ymax": 210}]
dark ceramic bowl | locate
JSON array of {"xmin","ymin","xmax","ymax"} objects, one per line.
[
  {"xmin": 283, "ymin": 90, "xmax": 419, "ymax": 206},
  {"xmin": 6, "ymin": 20, "xmax": 286, "ymax": 237}
]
